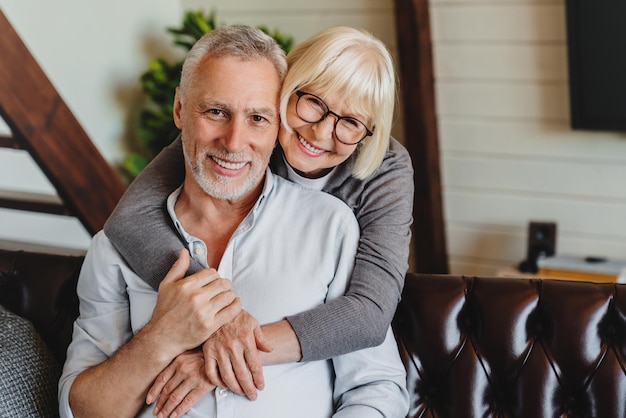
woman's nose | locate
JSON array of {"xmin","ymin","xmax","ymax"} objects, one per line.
[{"xmin": 311, "ymin": 115, "xmax": 336, "ymax": 141}]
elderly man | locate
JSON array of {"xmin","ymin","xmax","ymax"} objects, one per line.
[{"xmin": 59, "ymin": 25, "xmax": 408, "ymax": 418}]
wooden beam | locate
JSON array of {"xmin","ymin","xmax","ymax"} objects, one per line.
[
  {"xmin": 0, "ymin": 189, "xmax": 69, "ymax": 216},
  {"xmin": 0, "ymin": 134, "xmax": 20, "ymax": 149},
  {"xmin": 394, "ymin": 0, "xmax": 449, "ymax": 273},
  {"xmin": 0, "ymin": 10, "xmax": 126, "ymax": 235}
]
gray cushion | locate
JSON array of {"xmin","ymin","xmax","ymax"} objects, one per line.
[{"xmin": 0, "ymin": 305, "xmax": 60, "ymax": 418}]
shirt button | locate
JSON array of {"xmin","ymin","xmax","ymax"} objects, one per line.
[
  {"xmin": 194, "ymin": 247, "xmax": 204, "ymax": 256},
  {"xmin": 219, "ymin": 388, "xmax": 229, "ymax": 396}
]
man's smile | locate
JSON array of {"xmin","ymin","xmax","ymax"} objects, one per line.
[{"xmin": 210, "ymin": 155, "xmax": 248, "ymax": 171}]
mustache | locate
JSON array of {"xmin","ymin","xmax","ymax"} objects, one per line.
[{"xmin": 205, "ymin": 149, "xmax": 248, "ymax": 163}]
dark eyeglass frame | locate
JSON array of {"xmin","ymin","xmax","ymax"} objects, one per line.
[{"xmin": 294, "ymin": 90, "xmax": 373, "ymax": 145}]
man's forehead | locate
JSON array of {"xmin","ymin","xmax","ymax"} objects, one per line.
[
  {"xmin": 198, "ymin": 54, "xmax": 280, "ymax": 79},
  {"xmin": 191, "ymin": 55, "xmax": 280, "ymax": 109}
]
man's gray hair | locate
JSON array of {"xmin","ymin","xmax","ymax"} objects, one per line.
[{"xmin": 179, "ymin": 25, "xmax": 287, "ymax": 100}]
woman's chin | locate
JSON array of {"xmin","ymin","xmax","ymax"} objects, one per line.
[{"xmin": 286, "ymin": 156, "xmax": 319, "ymax": 177}]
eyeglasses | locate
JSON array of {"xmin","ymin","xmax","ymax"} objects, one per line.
[{"xmin": 294, "ymin": 91, "xmax": 373, "ymax": 145}]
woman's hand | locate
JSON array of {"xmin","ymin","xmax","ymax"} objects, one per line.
[
  {"xmin": 147, "ymin": 349, "xmax": 215, "ymax": 418},
  {"xmin": 203, "ymin": 310, "xmax": 272, "ymax": 400}
]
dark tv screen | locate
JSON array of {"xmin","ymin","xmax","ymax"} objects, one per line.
[{"xmin": 565, "ymin": 0, "xmax": 626, "ymax": 131}]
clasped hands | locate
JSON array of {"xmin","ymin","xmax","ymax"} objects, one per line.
[
  {"xmin": 148, "ymin": 311, "xmax": 270, "ymax": 417},
  {"xmin": 148, "ymin": 252, "xmax": 271, "ymax": 418}
]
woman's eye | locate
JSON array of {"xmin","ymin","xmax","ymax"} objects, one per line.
[
  {"xmin": 302, "ymin": 96, "xmax": 323, "ymax": 111},
  {"xmin": 344, "ymin": 118, "xmax": 360, "ymax": 128}
]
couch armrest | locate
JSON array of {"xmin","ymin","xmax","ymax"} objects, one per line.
[{"xmin": 0, "ymin": 249, "xmax": 83, "ymax": 364}]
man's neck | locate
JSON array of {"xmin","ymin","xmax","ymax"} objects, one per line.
[{"xmin": 175, "ymin": 176, "xmax": 265, "ymax": 267}]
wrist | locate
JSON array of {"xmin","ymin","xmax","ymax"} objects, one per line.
[
  {"xmin": 134, "ymin": 321, "xmax": 183, "ymax": 367},
  {"xmin": 259, "ymin": 320, "xmax": 302, "ymax": 365}
]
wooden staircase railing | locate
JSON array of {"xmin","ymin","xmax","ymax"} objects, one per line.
[{"xmin": 0, "ymin": 9, "xmax": 126, "ymax": 235}]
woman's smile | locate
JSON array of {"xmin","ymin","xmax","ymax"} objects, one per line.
[{"xmin": 297, "ymin": 132, "xmax": 326, "ymax": 156}]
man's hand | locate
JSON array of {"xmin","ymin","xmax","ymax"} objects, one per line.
[
  {"xmin": 147, "ymin": 349, "xmax": 214, "ymax": 418},
  {"xmin": 203, "ymin": 310, "xmax": 272, "ymax": 400},
  {"xmin": 68, "ymin": 250, "xmax": 242, "ymax": 418},
  {"xmin": 149, "ymin": 249, "xmax": 243, "ymax": 358}
]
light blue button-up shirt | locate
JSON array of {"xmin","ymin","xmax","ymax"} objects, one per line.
[{"xmin": 59, "ymin": 169, "xmax": 409, "ymax": 418}]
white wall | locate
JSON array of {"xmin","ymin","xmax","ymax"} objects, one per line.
[
  {"xmin": 431, "ymin": 0, "xmax": 626, "ymax": 275},
  {"xmin": 0, "ymin": 0, "xmax": 398, "ymax": 251}
]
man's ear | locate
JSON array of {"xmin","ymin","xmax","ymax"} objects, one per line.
[{"xmin": 173, "ymin": 87, "xmax": 183, "ymax": 129}]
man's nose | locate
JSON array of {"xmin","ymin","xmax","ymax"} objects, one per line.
[{"xmin": 222, "ymin": 119, "xmax": 247, "ymax": 153}]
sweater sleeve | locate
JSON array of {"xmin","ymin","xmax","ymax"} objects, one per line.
[
  {"xmin": 287, "ymin": 139, "xmax": 414, "ymax": 361},
  {"xmin": 103, "ymin": 136, "xmax": 203, "ymax": 289}
]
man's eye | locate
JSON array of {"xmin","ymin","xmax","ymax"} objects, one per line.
[
  {"xmin": 202, "ymin": 108, "xmax": 229, "ymax": 121},
  {"xmin": 252, "ymin": 115, "xmax": 268, "ymax": 123}
]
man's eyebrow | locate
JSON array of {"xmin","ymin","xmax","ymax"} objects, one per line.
[
  {"xmin": 196, "ymin": 100, "xmax": 275, "ymax": 118},
  {"xmin": 197, "ymin": 100, "xmax": 228, "ymax": 110},
  {"xmin": 248, "ymin": 106, "xmax": 277, "ymax": 118}
]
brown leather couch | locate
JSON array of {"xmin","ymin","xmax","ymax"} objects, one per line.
[{"xmin": 1, "ymin": 248, "xmax": 625, "ymax": 417}]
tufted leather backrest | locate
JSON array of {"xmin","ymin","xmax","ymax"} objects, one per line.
[
  {"xmin": 392, "ymin": 273, "xmax": 626, "ymax": 418},
  {"xmin": 3, "ymin": 249, "xmax": 626, "ymax": 417}
]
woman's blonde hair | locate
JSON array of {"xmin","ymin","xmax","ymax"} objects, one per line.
[{"xmin": 279, "ymin": 27, "xmax": 397, "ymax": 179}]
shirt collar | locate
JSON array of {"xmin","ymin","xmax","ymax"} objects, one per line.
[{"xmin": 166, "ymin": 168, "xmax": 275, "ymax": 242}]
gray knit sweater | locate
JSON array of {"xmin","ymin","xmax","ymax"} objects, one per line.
[{"xmin": 104, "ymin": 136, "xmax": 413, "ymax": 361}]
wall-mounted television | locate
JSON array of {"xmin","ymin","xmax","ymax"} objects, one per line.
[{"xmin": 565, "ymin": 0, "xmax": 626, "ymax": 131}]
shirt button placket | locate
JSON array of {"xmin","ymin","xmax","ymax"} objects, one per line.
[
  {"xmin": 215, "ymin": 387, "xmax": 235, "ymax": 418},
  {"xmin": 191, "ymin": 244, "xmax": 206, "ymax": 265}
]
